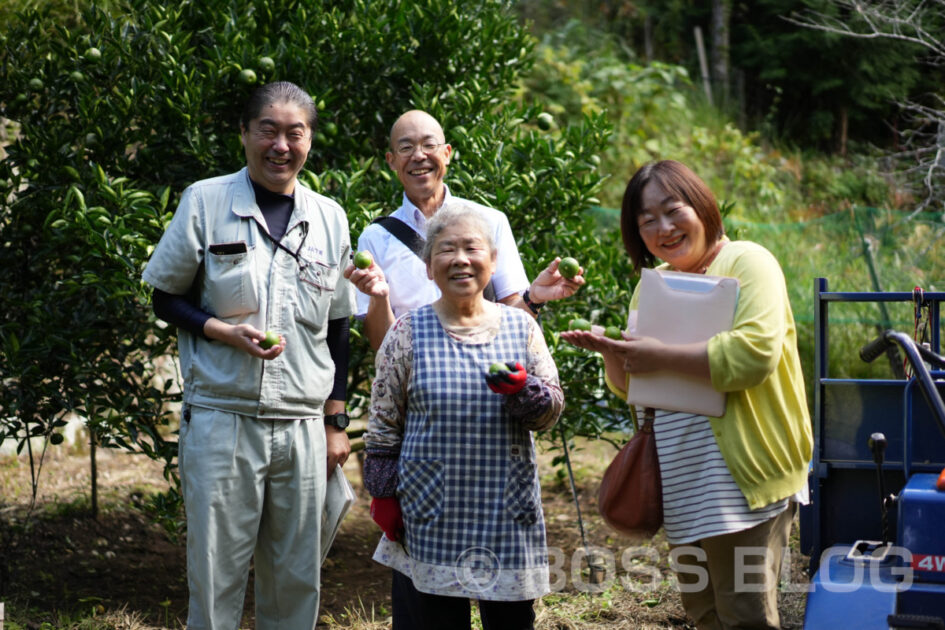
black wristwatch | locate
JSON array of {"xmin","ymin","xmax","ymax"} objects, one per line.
[
  {"xmin": 523, "ymin": 289, "xmax": 545, "ymax": 315},
  {"xmin": 324, "ymin": 412, "xmax": 350, "ymax": 430}
]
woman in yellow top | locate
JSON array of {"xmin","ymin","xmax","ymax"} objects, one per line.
[{"xmin": 562, "ymin": 160, "xmax": 812, "ymax": 630}]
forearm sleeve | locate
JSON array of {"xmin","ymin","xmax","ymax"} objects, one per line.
[
  {"xmin": 363, "ymin": 448, "xmax": 400, "ymax": 497},
  {"xmin": 152, "ymin": 288, "xmax": 212, "ymax": 338},
  {"xmin": 326, "ymin": 316, "xmax": 350, "ymax": 401}
]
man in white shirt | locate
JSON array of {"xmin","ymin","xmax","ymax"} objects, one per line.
[{"xmin": 346, "ymin": 109, "xmax": 584, "ymax": 350}]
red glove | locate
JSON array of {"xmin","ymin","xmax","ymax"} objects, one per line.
[
  {"xmin": 370, "ymin": 496, "xmax": 404, "ymax": 542},
  {"xmin": 486, "ymin": 361, "xmax": 528, "ymax": 395}
]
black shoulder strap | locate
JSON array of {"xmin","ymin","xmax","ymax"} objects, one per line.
[
  {"xmin": 372, "ymin": 216, "xmax": 424, "ymax": 257},
  {"xmin": 371, "ymin": 215, "xmax": 496, "ymax": 302}
]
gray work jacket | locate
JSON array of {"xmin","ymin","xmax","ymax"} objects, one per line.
[{"xmin": 143, "ymin": 168, "xmax": 356, "ymax": 418}]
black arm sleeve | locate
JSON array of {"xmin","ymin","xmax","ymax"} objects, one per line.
[
  {"xmin": 326, "ymin": 316, "xmax": 350, "ymax": 401},
  {"xmin": 152, "ymin": 288, "xmax": 212, "ymax": 338}
]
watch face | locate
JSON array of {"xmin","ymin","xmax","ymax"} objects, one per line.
[{"xmin": 326, "ymin": 413, "xmax": 349, "ymax": 429}]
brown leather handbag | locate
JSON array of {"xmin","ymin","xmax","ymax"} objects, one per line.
[{"xmin": 598, "ymin": 408, "xmax": 663, "ymax": 536}]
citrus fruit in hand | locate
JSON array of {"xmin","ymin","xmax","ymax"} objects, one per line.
[
  {"xmin": 353, "ymin": 250, "xmax": 373, "ymax": 269},
  {"xmin": 260, "ymin": 331, "xmax": 280, "ymax": 349},
  {"xmin": 568, "ymin": 318, "xmax": 592, "ymax": 331},
  {"xmin": 604, "ymin": 325, "xmax": 623, "ymax": 340},
  {"xmin": 489, "ymin": 362, "xmax": 510, "ymax": 374},
  {"xmin": 558, "ymin": 257, "xmax": 580, "ymax": 279}
]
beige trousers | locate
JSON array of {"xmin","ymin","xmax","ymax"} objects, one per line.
[
  {"xmin": 671, "ymin": 503, "xmax": 796, "ymax": 630},
  {"xmin": 179, "ymin": 406, "xmax": 327, "ymax": 630}
]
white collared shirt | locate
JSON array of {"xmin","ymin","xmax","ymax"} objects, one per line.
[{"xmin": 355, "ymin": 187, "xmax": 529, "ymax": 318}]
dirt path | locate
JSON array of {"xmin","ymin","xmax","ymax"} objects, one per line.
[{"xmin": 0, "ymin": 441, "xmax": 809, "ymax": 628}]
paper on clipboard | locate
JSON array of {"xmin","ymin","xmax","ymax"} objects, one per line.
[
  {"xmin": 321, "ymin": 464, "xmax": 357, "ymax": 565},
  {"xmin": 626, "ymin": 268, "xmax": 739, "ymax": 417}
]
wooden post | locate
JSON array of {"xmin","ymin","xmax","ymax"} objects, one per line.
[
  {"xmin": 2, "ymin": 601, "xmax": 5, "ymax": 630},
  {"xmin": 694, "ymin": 26, "xmax": 713, "ymax": 104}
]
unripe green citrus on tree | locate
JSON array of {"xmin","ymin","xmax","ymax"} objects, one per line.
[
  {"xmin": 84, "ymin": 47, "xmax": 102, "ymax": 61},
  {"xmin": 258, "ymin": 56, "xmax": 275, "ymax": 73},
  {"xmin": 239, "ymin": 68, "xmax": 257, "ymax": 85},
  {"xmin": 28, "ymin": 77, "xmax": 44, "ymax": 91},
  {"xmin": 70, "ymin": 70, "xmax": 85, "ymax": 82},
  {"xmin": 537, "ymin": 112, "xmax": 554, "ymax": 130}
]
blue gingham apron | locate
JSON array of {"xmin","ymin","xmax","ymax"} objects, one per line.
[{"xmin": 390, "ymin": 303, "xmax": 549, "ymax": 599}]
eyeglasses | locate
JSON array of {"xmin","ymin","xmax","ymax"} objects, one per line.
[{"xmin": 394, "ymin": 142, "xmax": 446, "ymax": 157}]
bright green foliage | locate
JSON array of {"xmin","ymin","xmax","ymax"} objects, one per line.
[
  {"xmin": 0, "ymin": 0, "xmax": 611, "ymax": 512},
  {"xmin": 521, "ymin": 22, "xmax": 784, "ymax": 219}
]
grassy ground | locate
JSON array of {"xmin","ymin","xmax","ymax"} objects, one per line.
[{"xmin": 0, "ymin": 437, "xmax": 809, "ymax": 629}]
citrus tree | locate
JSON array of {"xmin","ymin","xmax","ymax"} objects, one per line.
[{"xmin": 0, "ymin": 0, "xmax": 614, "ymax": 520}]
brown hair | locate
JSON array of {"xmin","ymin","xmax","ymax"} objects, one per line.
[{"xmin": 620, "ymin": 160, "xmax": 724, "ymax": 270}]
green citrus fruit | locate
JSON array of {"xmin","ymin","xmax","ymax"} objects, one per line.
[
  {"xmin": 568, "ymin": 318, "xmax": 592, "ymax": 331},
  {"xmin": 84, "ymin": 47, "xmax": 102, "ymax": 62},
  {"xmin": 322, "ymin": 121, "xmax": 338, "ymax": 137},
  {"xmin": 353, "ymin": 250, "xmax": 373, "ymax": 269},
  {"xmin": 537, "ymin": 112, "xmax": 554, "ymax": 131},
  {"xmin": 28, "ymin": 78, "xmax": 44, "ymax": 91},
  {"xmin": 604, "ymin": 325, "xmax": 623, "ymax": 340},
  {"xmin": 260, "ymin": 330, "xmax": 280, "ymax": 349},
  {"xmin": 85, "ymin": 132, "xmax": 98, "ymax": 145},
  {"xmin": 258, "ymin": 56, "xmax": 275, "ymax": 73},
  {"xmin": 558, "ymin": 256, "xmax": 581, "ymax": 279},
  {"xmin": 489, "ymin": 362, "xmax": 510, "ymax": 374},
  {"xmin": 49, "ymin": 433, "xmax": 65, "ymax": 445},
  {"xmin": 239, "ymin": 68, "xmax": 257, "ymax": 85},
  {"xmin": 70, "ymin": 70, "xmax": 85, "ymax": 82}
]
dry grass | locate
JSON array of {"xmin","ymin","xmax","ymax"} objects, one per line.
[{"xmin": 0, "ymin": 438, "xmax": 810, "ymax": 629}]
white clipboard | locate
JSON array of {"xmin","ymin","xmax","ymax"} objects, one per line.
[{"xmin": 626, "ymin": 268, "xmax": 739, "ymax": 417}]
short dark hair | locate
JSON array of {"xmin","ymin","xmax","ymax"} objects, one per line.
[
  {"xmin": 620, "ymin": 160, "xmax": 724, "ymax": 270},
  {"xmin": 240, "ymin": 81, "xmax": 317, "ymax": 132}
]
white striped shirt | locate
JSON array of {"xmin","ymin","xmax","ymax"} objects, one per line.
[{"xmin": 648, "ymin": 407, "xmax": 806, "ymax": 544}]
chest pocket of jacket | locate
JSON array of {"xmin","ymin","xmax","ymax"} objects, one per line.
[
  {"xmin": 295, "ymin": 257, "xmax": 337, "ymax": 329},
  {"xmin": 204, "ymin": 247, "xmax": 259, "ymax": 318}
]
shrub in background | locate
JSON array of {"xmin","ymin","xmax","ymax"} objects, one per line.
[{"xmin": 0, "ymin": 0, "xmax": 613, "ymax": 522}]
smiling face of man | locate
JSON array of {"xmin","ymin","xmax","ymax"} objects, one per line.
[
  {"xmin": 241, "ymin": 100, "xmax": 312, "ymax": 195},
  {"xmin": 385, "ymin": 110, "xmax": 452, "ymax": 214}
]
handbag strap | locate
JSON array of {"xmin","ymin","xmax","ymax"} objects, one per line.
[
  {"xmin": 640, "ymin": 407, "xmax": 656, "ymax": 432},
  {"xmin": 372, "ymin": 216, "xmax": 424, "ymax": 257}
]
